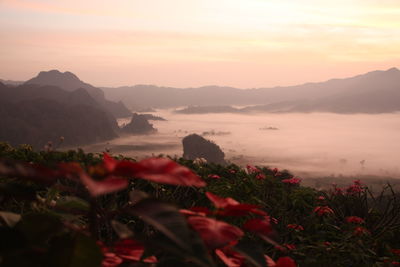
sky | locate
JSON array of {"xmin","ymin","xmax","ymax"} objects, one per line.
[{"xmin": 1, "ymin": 0, "xmax": 400, "ymax": 88}]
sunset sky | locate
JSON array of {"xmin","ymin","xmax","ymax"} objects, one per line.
[{"xmin": 1, "ymin": 0, "xmax": 400, "ymax": 88}]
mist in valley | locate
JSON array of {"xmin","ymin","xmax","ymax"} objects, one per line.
[{"xmin": 80, "ymin": 110, "xmax": 400, "ymax": 179}]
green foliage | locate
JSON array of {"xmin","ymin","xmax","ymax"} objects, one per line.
[{"xmin": 1, "ymin": 144, "xmax": 400, "ymax": 266}]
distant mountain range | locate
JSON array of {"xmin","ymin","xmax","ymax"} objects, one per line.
[{"xmin": 102, "ymin": 67, "xmax": 400, "ymax": 113}]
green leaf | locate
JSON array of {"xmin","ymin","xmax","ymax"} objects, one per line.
[
  {"xmin": 127, "ymin": 198, "xmax": 214, "ymax": 266},
  {"xmin": 111, "ymin": 220, "xmax": 134, "ymax": 239},
  {"xmin": 0, "ymin": 211, "xmax": 21, "ymax": 227},
  {"xmin": 233, "ymin": 240, "xmax": 266, "ymax": 267},
  {"xmin": 16, "ymin": 212, "xmax": 63, "ymax": 245},
  {"xmin": 56, "ymin": 196, "xmax": 90, "ymax": 212},
  {"xmin": 47, "ymin": 233, "xmax": 103, "ymax": 267},
  {"xmin": 128, "ymin": 198, "xmax": 192, "ymax": 250}
]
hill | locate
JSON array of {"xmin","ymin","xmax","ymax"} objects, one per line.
[
  {"xmin": 103, "ymin": 68, "xmax": 400, "ymax": 113},
  {"xmin": 0, "ymin": 83, "xmax": 118, "ymax": 148},
  {"xmin": 26, "ymin": 70, "xmax": 131, "ymax": 117}
]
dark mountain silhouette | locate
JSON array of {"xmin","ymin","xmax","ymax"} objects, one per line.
[
  {"xmin": 25, "ymin": 70, "xmax": 131, "ymax": 117},
  {"xmin": 122, "ymin": 113, "xmax": 157, "ymax": 135},
  {"xmin": 102, "ymin": 68, "xmax": 400, "ymax": 113},
  {"xmin": 0, "ymin": 83, "xmax": 118, "ymax": 148},
  {"xmin": 182, "ymin": 134, "xmax": 226, "ymax": 165}
]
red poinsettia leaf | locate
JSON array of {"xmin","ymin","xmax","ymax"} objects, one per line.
[
  {"xmin": 131, "ymin": 158, "xmax": 206, "ymax": 187},
  {"xmin": 187, "ymin": 216, "xmax": 244, "ymax": 249},
  {"xmin": 243, "ymin": 218, "xmax": 273, "ymax": 236},
  {"xmin": 58, "ymin": 162, "xmax": 84, "ymax": 179},
  {"xmin": 190, "ymin": 207, "xmax": 213, "ymax": 215},
  {"xmin": 102, "ymin": 253, "xmax": 123, "ymax": 267},
  {"xmin": 265, "ymin": 255, "xmax": 276, "ymax": 267},
  {"xmin": 103, "ymin": 153, "xmax": 118, "ymax": 173},
  {"xmin": 215, "ymin": 249, "xmax": 242, "ymax": 267},
  {"xmin": 275, "ymin": 256, "xmax": 296, "ymax": 267},
  {"xmin": 79, "ymin": 173, "xmax": 129, "ymax": 197},
  {"xmin": 206, "ymin": 192, "xmax": 239, "ymax": 209}
]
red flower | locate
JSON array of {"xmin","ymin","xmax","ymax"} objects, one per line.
[
  {"xmin": 265, "ymin": 256, "xmax": 296, "ymax": 267},
  {"xmin": 243, "ymin": 217, "xmax": 272, "ymax": 236},
  {"xmin": 215, "ymin": 248, "xmax": 244, "ymax": 267},
  {"xmin": 346, "ymin": 180, "xmax": 364, "ymax": 195},
  {"xmin": 180, "ymin": 206, "xmax": 212, "ymax": 217},
  {"xmin": 61, "ymin": 154, "xmax": 206, "ymax": 196},
  {"xmin": 206, "ymin": 192, "xmax": 239, "ymax": 208},
  {"xmin": 79, "ymin": 173, "xmax": 129, "ymax": 197},
  {"xmin": 345, "ymin": 216, "xmax": 364, "ymax": 224},
  {"xmin": 206, "ymin": 192, "xmax": 266, "ymax": 217},
  {"xmin": 102, "ymin": 253, "xmax": 123, "ymax": 267},
  {"xmin": 113, "ymin": 239, "xmax": 156, "ymax": 263},
  {"xmin": 283, "ymin": 244, "xmax": 296, "ymax": 251},
  {"xmin": 275, "ymin": 256, "xmax": 297, "ymax": 267},
  {"xmin": 100, "ymin": 239, "xmax": 157, "ymax": 266},
  {"xmin": 282, "ymin": 177, "xmax": 301, "ymax": 185},
  {"xmin": 317, "ymin": 196, "xmax": 325, "ymax": 200},
  {"xmin": 187, "ymin": 216, "xmax": 244, "ymax": 249},
  {"xmin": 103, "ymin": 152, "xmax": 118, "ymax": 172},
  {"xmin": 208, "ymin": 174, "xmax": 221, "ymax": 179},
  {"xmin": 313, "ymin": 206, "xmax": 334, "ymax": 216},
  {"xmin": 287, "ymin": 224, "xmax": 304, "ymax": 231},
  {"xmin": 353, "ymin": 226, "xmax": 370, "ymax": 236},
  {"xmin": 391, "ymin": 249, "xmax": 400, "ymax": 255},
  {"xmin": 246, "ymin": 165, "xmax": 261, "ymax": 174},
  {"xmin": 256, "ymin": 173, "xmax": 266, "ymax": 180},
  {"xmin": 122, "ymin": 157, "xmax": 206, "ymax": 187}
]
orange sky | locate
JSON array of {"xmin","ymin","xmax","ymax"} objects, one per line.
[{"xmin": 1, "ymin": 0, "xmax": 400, "ymax": 88}]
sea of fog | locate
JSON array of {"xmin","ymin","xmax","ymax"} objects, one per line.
[{"xmin": 80, "ymin": 110, "xmax": 400, "ymax": 178}]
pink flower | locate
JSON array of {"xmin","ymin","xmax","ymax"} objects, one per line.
[
  {"xmin": 246, "ymin": 165, "xmax": 261, "ymax": 174},
  {"xmin": 208, "ymin": 174, "xmax": 221, "ymax": 179},
  {"xmin": 282, "ymin": 177, "xmax": 301, "ymax": 185},
  {"xmin": 313, "ymin": 206, "xmax": 334, "ymax": 216},
  {"xmin": 317, "ymin": 196, "xmax": 325, "ymax": 200},
  {"xmin": 345, "ymin": 216, "xmax": 365, "ymax": 224}
]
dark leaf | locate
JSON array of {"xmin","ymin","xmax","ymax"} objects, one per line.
[
  {"xmin": 16, "ymin": 212, "xmax": 63, "ymax": 246},
  {"xmin": 233, "ymin": 240, "xmax": 265, "ymax": 267},
  {"xmin": 47, "ymin": 233, "xmax": 103, "ymax": 267}
]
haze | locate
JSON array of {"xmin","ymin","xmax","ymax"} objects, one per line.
[
  {"xmin": 1, "ymin": 0, "xmax": 400, "ymax": 87},
  {"xmin": 80, "ymin": 110, "xmax": 400, "ymax": 178}
]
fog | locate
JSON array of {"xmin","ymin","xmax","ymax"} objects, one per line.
[{"xmin": 81, "ymin": 111, "xmax": 400, "ymax": 178}]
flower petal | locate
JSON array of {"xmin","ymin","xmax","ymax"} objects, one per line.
[{"xmin": 187, "ymin": 216, "xmax": 243, "ymax": 249}]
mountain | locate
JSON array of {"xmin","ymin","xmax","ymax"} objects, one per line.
[
  {"xmin": 0, "ymin": 79, "xmax": 24, "ymax": 86},
  {"xmin": 121, "ymin": 113, "xmax": 157, "ymax": 135},
  {"xmin": 0, "ymin": 83, "xmax": 118, "ymax": 148},
  {"xmin": 102, "ymin": 68, "xmax": 400, "ymax": 113},
  {"xmin": 243, "ymin": 67, "xmax": 400, "ymax": 113},
  {"xmin": 25, "ymin": 70, "xmax": 131, "ymax": 117}
]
